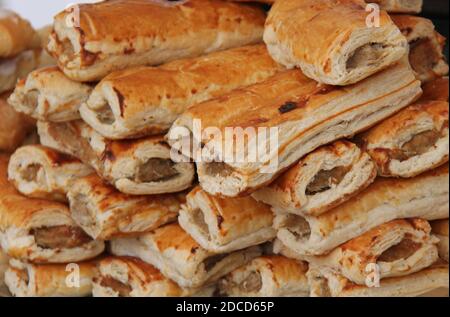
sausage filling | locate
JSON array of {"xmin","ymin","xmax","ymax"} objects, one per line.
[
  {"xmin": 409, "ymin": 38, "xmax": 441, "ymax": 76},
  {"xmin": 100, "ymin": 276, "xmax": 132, "ymax": 297},
  {"xmin": 390, "ymin": 130, "xmax": 441, "ymax": 161},
  {"xmin": 239, "ymin": 271, "xmax": 263, "ymax": 293},
  {"xmin": 136, "ymin": 158, "xmax": 179, "ymax": 183},
  {"xmin": 31, "ymin": 225, "xmax": 92, "ymax": 249},
  {"xmin": 283, "ymin": 214, "xmax": 311, "ymax": 241},
  {"xmin": 203, "ymin": 254, "xmax": 228, "ymax": 272},
  {"xmin": 378, "ymin": 238, "xmax": 422, "ymax": 262},
  {"xmin": 21, "ymin": 163, "xmax": 43, "ymax": 182},
  {"xmin": 306, "ymin": 165, "xmax": 350, "ymax": 195},
  {"xmin": 347, "ymin": 43, "xmax": 385, "ymax": 71},
  {"xmin": 191, "ymin": 208, "xmax": 210, "ymax": 239}
]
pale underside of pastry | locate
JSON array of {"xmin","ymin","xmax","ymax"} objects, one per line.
[
  {"xmin": 431, "ymin": 219, "xmax": 449, "ymax": 262},
  {"xmin": 80, "ymin": 45, "xmax": 283, "ymax": 139},
  {"xmin": 67, "ymin": 174, "xmax": 184, "ymax": 240},
  {"xmin": 274, "ymin": 165, "xmax": 449, "ymax": 256},
  {"xmin": 110, "ymin": 223, "xmax": 262, "ymax": 288},
  {"xmin": 8, "ymin": 145, "xmax": 93, "ymax": 202},
  {"xmin": 392, "ymin": 15, "xmax": 449, "ymax": 83},
  {"xmin": 47, "ymin": 0, "xmax": 266, "ymax": 82},
  {"xmin": 219, "ymin": 255, "xmax": 309, "ymax": 297},
  {"xmin": 93, "ymin": 256, "xmax": 214, "ymax": 297},
  {"xmin": 8, "ymin": 66, "xmax": 92, "ymax": 122},
  {"xmin": 371, "ymin": 0, "xmax": 423, "ymax": 13},
  {"xmin": 37, "ymin": 120, "xmax": 195, "ymax": 195},
  {"xmin": 179, "ymin": 186, "xmax": 276, "ymax": 253},
  {"xmin": 0, "ymin": 155, "xmax": 104, "ymax": 263},
  {"xmin": 5, "ymin": 258, "xmax": 97, "ymax": 297},
  {"xmin": 263, "ymin": 0, "xmax": 408, "ymax": 85},
  {"xmin": 362, "ymin": 100, "xmax": 449, "ymax": 178},
  {"xmin": 169, "ymin": 59, "xmax": 421, "ymax": 197},
  {"xmin": 252, "ymin": 140, "xmax": 377, "ymax": 216},
  {"xmin": 277, "ymin": 219, "xmax": 439, "ymax": 285},
  {"xmin": 307, "ymin": 262, "xmax": 448, "ymax": 297}
]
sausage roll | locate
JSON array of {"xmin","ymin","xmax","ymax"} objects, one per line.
[
  {"xmin": 0, "ymin": 93, "xmax": 35, "ymax": 153},
  {"xmin": 8, "ymin": 145, "xmax": 93, "ymax": 202},
  {"xmin": 110, "ymin": 223, "xmax": 262, "ymax": 288},
  {"xmin": 431, "ymin": 219, "xmax": 449, "ymax": 262},
  {"xmin": 47, "ymin": 0, "xmax": 266, "ymax": 82},
  {"xmin": 0, "ymin": 49, "xmax": 41, "ymax": 94},
  {"xmin": 361, "ymin": 100, "xmax": 449, "ymax": 178},
  {"xmin": 420, "ymin": 77, "xmax": 449, "ymax": 102},
  {"xmin": 169, "ymin": 59, "xmax": 421, "ymax": 197},
  {"xmin": 67, "ymin": 174, "xmax": 184, "ymax": 240},
  {"xmin": 218, "ymin": 255, "xmax": 309, "ymax": 297},
  {"xmin": 93, "ymin": 256, "xmax": 214, "ymax": 297},
  {"xmin": 307, "ymin": 262, "xmax": 448, "ymax": 297},
  {"xmin": 263, "ymin": 0, "xmax": 407, "ymax": 85},
  {"xmin": 273, "ymin": 165, "xmax": 449, "ymax": 256},
  {"xmin": 278, "ymin": 219, "xmax": 439, "ymax": 285},
  {"xmin": 392, "ymin": 15, "xmax": 448, "ymax": 83},
  {"xmin": 371, "ymin": 0, "xmax": 423, "ymax": 13},
  {"xmin": 80, "ymin": 45, "xmax": 282, "ymax": 139},
  {"xmin": 0, "ymin": 155, "xmax": 104, "ymax": 263},
  {"xmin": 253, "ymin": 141, "xmax": 377, "ymax": 216},
  {"xmin": 37, "ymin": 120, "xmax": 195, "ymax": 195},
  {"xmin": 179, "ymin": 187, "xmax": 276, "ymax": 253},
  {"xmin": 8, "ymin": 67, "xmax": 92, "ymax": 122},
  {"xmin": 5, "ymin": 258, "xmax": 97, "ymax": 297}
]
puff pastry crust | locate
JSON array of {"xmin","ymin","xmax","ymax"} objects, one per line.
[
  {"xmin": 263, "ymin": 0, "xmax": 407, "ymax": 85},
  {"xmin": 110, "ymin": 223, "xmax": 262, "ymax": 288},
  {"xmin": 274, "ymin": 165, "xmax": 449, "ymax": 256},
  {"xmin": 179, "ymin": 186, "xmax": 276, "ymax": 253},
  {"xmin": 93, "ymin": 256, "xmax": 214, "ymax": 297},
  {"xmin": 361, "ymin": 100, "xmax": 449, "ymax": 178},
  {"xmin": 5, "ymin": 258, "xmax": 97, "ymax": 297},
  {"xmin": 8, "ymin": 67, "xmax": 92, "ymax": 122},
  {"xmin": 37, "ymin": 120, "xmax": 195, "ymax": 195},
  {"xmin": 8, "ymin": 145, "xmax": 93, "ymax": 202},
  {"xmin": 392, "ymin": 15, "xmax": 449, "ymax": 83},
  {"xmin": 169, "ymin": 60, "xmax": 421, "ymax": 197},
  {"xmin": 67, "ymin": 174, "xmax": 184, "ymax": 240},
  {"xmin": 0, "ymin": 155, "xmax": 104, "ymax": 263},
  {"xmin": 253, "ymin": 141, "xmax": 377, "ymax": 216},
  {"xmin": 219, "ymin": 255, "xmax": 309, "ymax": 297},
  {"xmin": 47, "ymin": 0, "xmax": 266, "ymax": 81},
  {"xmin": 431, "ymin": 219, "xmax": 449, "ymax": 262},
  {"xmin": 371, "ymin": 0, "xmax": 423, "ymax": 13}
]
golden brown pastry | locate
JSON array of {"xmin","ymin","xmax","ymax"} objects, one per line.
[
  {"xmin": 5, "ymin": 258, "xmax": 97, "ymax": 297},
  {"xmin": 37, "ymin": 120, "xmax": 195, "ymax": 195},
  {"xmin": 420, "ymin": 77, "xmax": 449, "ymax": 102},
  {"xmin": 8, "ymin": 67, "xmax": 92, "ymax": 122},
  {"xmin": 361, "ymin": 100, "xmax": 449, "ymax": 178},
  {"xmin": 253, "ymin": 141, "xmax": 377, "ymax": 216},
  {"xmin": 67, "ymin": 174, "xmax": 184, "ymax": 240},
  {"xmin": 47, "ymin": 0, "xmax": 266, "ymax": 82},
  {"xmin": 8, "ymin": 145, "xmax": 93, "ymax": 202},
  {"xmin": 263, "ymin": 0, "xmax": 407, "ymax": 85},
  {"xmin": 392, "ymin": 15, "xmax": 449, "ymax": 83},
  {"xmin": 80, "ymin": 45, "xmax": 282, "ymax": 139},
  {"xmin": 110, "ymin": 223, "xmax": 262, "ymax": 288},
  {"xmin": 0, "ymin": 155, "xmax": 104, "ymax": 263},
  {"xmin": 219, "ymin": 255, "xmax": 309, "ymax": 297},
  {"xmin": 431, "ymin": 219, "xmax": 449, "ymax": 262},
  {"xmin": 179, "ymin": 186, "xmax": 275, "ymax": 253},
  {"xmin": 371, "ymin": 0, "xmax": 423, "ymax": 13},
  {"xmin": 93, "ymin": 256, "xmax": 214, "ymax": 297},
  {"xmin": 169, "ymin": 60, "xmax": 421, "ymax": 197},
  {"xmin": 274, "ymin": 165, "xmax": 449, "ymax": 256}
]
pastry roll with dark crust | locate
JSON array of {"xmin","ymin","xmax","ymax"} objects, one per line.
[
  {"xmin": 8, "ymin": 145, "xmax": 93, "ymax": 202},
  {"xmin": 420, "ymin": 77, "xmax": 449, "ymax": 102},
  {"xmin": 392, "ymin": 15, "xmax": 448, "ymax": 83},
  {"xmin": 93, "ymin": 256, "xmax": 214, "ymax": 297},
  {"xmin": 274, "ymin": 165, "xmax": 448, "ymax": 256},
  {"xmin": 67, "ymin": 174, "xmax": 184, "ymax": 240},
  {"xmin": 431, "ymin": 219, "xmax": 449, "ymax": 262},
  {"xmin": 5, "ymin": 259, "xmax": 97, "ymax": 297},
  {"xmin": 8, "ymin": 67, "xmax": 92, "ymax": 122},
  {"xmin": 263, "ymin": 0, "xmax": 408, "ymax": 85},
  {"xmin": 169, "ymin": 60, "xmax": 421, "ymax": 197},
  {"xmin": 218, "ymin": 255, "xmax": 309, "ymax": 297},
  {"xmin": 253, "ymin": 141, "xmax": 377, "ymax": 216},
  {"xmin": 361, "ymin": 100, "xmax": 448, "ymax": 178},
  {"xmin": 110, "ymin": 223, "xmax": 262, "ymax": 288},
  {"xmin": 179, "ymin": 187, "xmax": 276, "ymax": 253},
  {"xmin": 371, "ymin": 0, "xmax": 423, "ymax": 13},
  {"xmin": 37, "ymin": 120, "xmax": 195, "ymax": 195},
  {"xmin": 277, "ymin": 219, "xmax": 439, "ymax": 285},
  {"xmin": 81, "ymin": 45, "xmax": 283, "ymax": 140},
  {"xmin": 307, "ymin": 262, "xmax": 448, "ymax": 297},
  {"xmin": 0, "ymin": 155, "xmax": 104, "ymax": 263},
  {"xmin": 47, "ymin": 0, "xmax": 266, "ymax": 82}
]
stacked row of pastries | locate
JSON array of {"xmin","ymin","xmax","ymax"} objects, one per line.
[{"xmin": 0, "ymin": 0, "xmax": 448, "ymax": 297}]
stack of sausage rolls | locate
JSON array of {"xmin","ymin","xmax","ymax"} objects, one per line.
[{"xmin": 0, "ymin": 0, "xmax": 448, "ymax": 297}]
